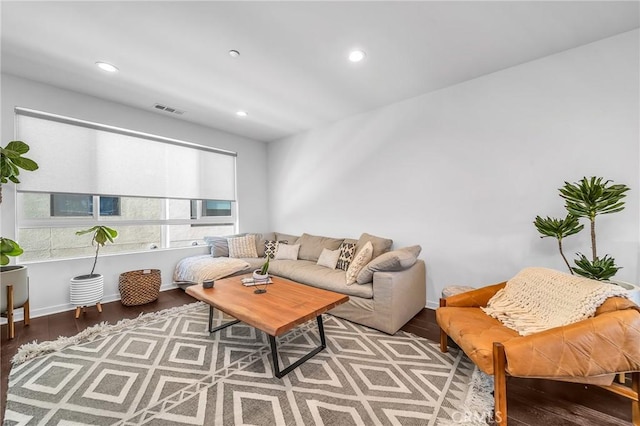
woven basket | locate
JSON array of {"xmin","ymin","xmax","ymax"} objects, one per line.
[{"xmin": 119, "ymin": 269, "xmax": 161, "ymax": 306}]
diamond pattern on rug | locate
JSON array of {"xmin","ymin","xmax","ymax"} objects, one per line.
[{"xmin": 6, "ymin": 302, "xmax": 491, "ymax": 425}]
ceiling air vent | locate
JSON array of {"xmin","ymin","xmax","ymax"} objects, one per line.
[{"xmin": 153, "ymin": 103, "xmax": 185, "ymax": 115}]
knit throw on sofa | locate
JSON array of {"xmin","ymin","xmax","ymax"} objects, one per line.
[{"xmin": 482, "ymin": 267, "xmax": 629, "ymax": 336}]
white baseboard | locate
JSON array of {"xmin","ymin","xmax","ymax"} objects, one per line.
[
  {"xmin": 0, "ymin": 282, "xmax": 180, "ymax": 325},
  {"xmin": 426, "ymin": 300, "xmax": 439, "ymax": 310}
]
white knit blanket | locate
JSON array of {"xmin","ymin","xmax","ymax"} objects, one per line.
[
  {"xmin": 173, "ymin": 255, "xmax": 250, "ymax": 284},
  {"xmin": 481, "ymin": 267, "xmax": 629, "ymax": 336}
]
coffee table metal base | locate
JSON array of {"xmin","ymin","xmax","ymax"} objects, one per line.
[
  {"xmin": 208, "ymin": 306, "xmax": 326, "ymax": 378},
  {"xmin": 208, "ymin": 306, "xmax": 240, "ymax": 332}
]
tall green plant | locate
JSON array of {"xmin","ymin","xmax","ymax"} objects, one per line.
[
  {"xmin": 0, "ymin": 141, "xmax": 39, "ymax": 265},
  {"xmin": 76, "ymin": 226, "xmax": 118, "ymax": 276},
  {"xmin": 559, "ymin": 177, "xmax": 629, "ymax": 262},
  {"xmin": 533, "ymin": 214, "xmax": 583, "ymax": 274},
  {"xmin": 534, "ymin": 176, "xmax": 630, "ymax": 281}
]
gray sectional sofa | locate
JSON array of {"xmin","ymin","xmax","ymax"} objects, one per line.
[{"xmin": 194, "ymin": 231, "xmax": 427, "ymax": 334}]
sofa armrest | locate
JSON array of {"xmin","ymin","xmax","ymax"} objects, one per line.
[
  {"xmin": 371, "ymin": 259, "xmax": 426, "ymax": 334},
  {"xmin": 443, "ymin": 282, "xmax": 506, "ymax": 308},
  {"xmin": 503, "ymin": 308, "xmax": 640, "ymax": 379},
  {"xmin": 596, "ymin": 296, "xmax": 640, "ymax": 315}
]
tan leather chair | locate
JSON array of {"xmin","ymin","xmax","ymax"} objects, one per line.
[
  {"xmin": 1, "ymin": 266, "xmax": 30, "ymax": 339},
  {"xmin": 437, "ymin": 282, "xmax": 640, "ymax": 426}
]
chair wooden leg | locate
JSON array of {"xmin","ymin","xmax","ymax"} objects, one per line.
[
  {"xmin": 96, "ymin": 302, "xmax": 102, "ymax": 313},
  {"xmin": 23, "ymin": 299, "xmax": 30, "ymax": 326},
  {"xmin": 6, "ymin": 285, "xmax": 15, "ymax": 339},
  {"xmin": 632, "ymin": 372, "xmax": 639, "ymax": 426},
  {"xmin": 440, "ymin": 329, "xmax": 448, "ymax": 353},
  {"xmin": 75, "ymin": 306, "xmax": 81, "ymax": 319},
  {"xmin": 493, "ymin": 342, "xmax": 507, "ymax": 426},
  {"xmin": 439, "ymin": 298, "xmax": 449, "ymax": 353}
]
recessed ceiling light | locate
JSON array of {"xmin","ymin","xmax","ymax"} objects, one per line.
[
  {"xmin": 348, "ymin": 50, "xmax": 366, "ymax": 63},
  {"xmin": 236, "ymin": 110, "xmax": 248, "ymax": 117},
  {"xmin": 229, "ymin": 50, "xmax": 240, "ymax": 58},
  {"xmin": 95, "ymin": 61, "xmax": 119, "ymax": 73}
]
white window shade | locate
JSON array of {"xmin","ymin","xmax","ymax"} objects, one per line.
[{"xmin": 15, "ymin": 109, "xmax": 236, "ymax": 201}]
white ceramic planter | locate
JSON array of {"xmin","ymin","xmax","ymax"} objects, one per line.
[
  {"xmin": 609, "ymin": 280, "xmax": 640, "ymax": 306},
  {"xmin": 252, "ymin": 269, "xmax": 269, "ymax": 281},
  {"xmin": 0, "ymin": 265, "xmax": 29, "ymax": 312},
  {"xmin": 70, "ymin": 274, "xmax": 104, "ymax": 306}
]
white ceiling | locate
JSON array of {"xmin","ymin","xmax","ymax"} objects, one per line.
[{"xmin": 2, "ymin": 1, "xmax": 639, "ymax": 142}]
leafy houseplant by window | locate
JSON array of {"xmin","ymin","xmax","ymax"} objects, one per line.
[
  {"xmin": 75, "ymin": 225, "xmax": 119, "ymax": 278},
  {"xmin": 0, "ymin": 141, "xmax": 38, "ymax": 337},
  {"xmin": 70, "ymin": 225, "xmax": 118, "ymax": 318},
  {"xmin": 0, "ymin": 141, "xmax": 38, "ymax": 265},
  {"xmin": 534, "ymin": 176, "xmax": 630, "ymax": 281}
]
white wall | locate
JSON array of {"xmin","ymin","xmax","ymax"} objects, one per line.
[
  {"xmin": 0, "ymin": 74, "xmax": 269, "ymax": 317},
  {"xmin": 268, "ymin": 30, "xmax": 640, "ymax": 308}
]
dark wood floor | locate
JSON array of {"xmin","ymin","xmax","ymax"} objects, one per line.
[{"xmin": 1, "ymin": 291, "xmax": 634, "ymax": 425}]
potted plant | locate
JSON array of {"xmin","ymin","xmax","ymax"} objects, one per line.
[
  {"xmin": 0, "ymin": 141, "xmax": 38, "ymax": 266},
  {"xmin": 0, "ymin": 141, "xmax": 38, "ymax": 336},
  {"xmin": 253, "ymin": 256, "xmax": 270, "ymax": 281},
  {"xmin": 70, "ymin": 225, "xmax": 118, "ymax": 318},
  {"xmin": 252, "ymin": 257, "xmax": 270, "ymax": 294},
  {"xmin": 534, "ymin": 176, "xmax": 635, "ymax": 292},
  {"xmin": 533, "ymin": 214, "xmax": 583, "ymax": 275},
  {"xmin": 558, "ymin": 177, "xmax": 629, "ymax": 280}
]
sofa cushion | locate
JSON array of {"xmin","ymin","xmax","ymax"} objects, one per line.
[
  {"xmin": 275, "ymin": 243, "xmax": 300, "ymax": 260},
  {"xmin": 228, "ymin": 235, "xmax": 258, "ymax": 258},
  {"xmin": 436, "ymin": 306, "xmax": 520, "ymax": 375},
  {"xmin": 264, "ymin": 240, "xmax": 288, "ymax": 259},
  {"xmin": 205, "ymin": 233, "xmax": 246, "ymax": 257},
  {"xmin": 355, "ymin": 232, "xmax": 393, "ymax": 259},
  {"xmin": 336, "ymin": 242, "xmax": 356, "ymax": 271},
  {"xmin": 255, "ymin": 232, "xmax": 276, "ymax": 257},
  {"xmin": 356, "ymin": 245, "xmax": 422, "ymax": 284},
  {"xmin": 269, "ymin": 259, "xmax": 373, "ymax": 299},
  {"xmin": 296, "ymin": 233, "xmax": 344, "ymax": 262},
  {"xmin": 275, "ymin": 232, "xmax": 300, "ymax": 244},
  {"xmin": 317, "ymin": 248, "xmax": 340, "ymax": 269},
  {"xmin": 346, "ymin": 241, "xmax": 373, "ymax": 285}
]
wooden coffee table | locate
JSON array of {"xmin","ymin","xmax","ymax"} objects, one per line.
[{"xmin": 186, "ymin": 274, "xmax": 349, "ymax": 378}]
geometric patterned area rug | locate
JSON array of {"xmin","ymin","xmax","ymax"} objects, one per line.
[{"xmin": 5, "ymin": 302, "xmax": 493, "ymax": 425}]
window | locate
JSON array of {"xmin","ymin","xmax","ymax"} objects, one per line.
[
  {"xmin": 18, "ymin": 194, "xmax": 236, "ymax": 261},
  {"xmin": 190, "ymin": 200, "xmax": 233, "ymax": 219},
  {"xmin": 50, "ymin": 194, "xmax": 121, "ymax": 217},
  {"xmin": 15, "ymin": 108, "xmax": 238, "ymax": 262}
]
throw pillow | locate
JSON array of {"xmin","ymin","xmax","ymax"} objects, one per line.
[
  {"xmin": 336, "ymin": 242, "xmax": 356, "ymax": 271},
  {"xmin": 274, "ymin": 243, "xmax": 300, "ymax": 260},
  {"xmin": 296, "ymin": 233, "xmax": 344, "ymax": 262},
  {"xmin": 204, "ymin": 233, "xmax": 246, "ymax": 257},
  {"xmin": 355, "ymin": 232, "xmax": 393, "ymax": 259},
  {"xmin": 264, "ymin": 240, "xmax": 288, "ymax": 259},
  {"xmin": 255, "ymin": 232, "xmax": 275, "ymax": 257},
  {"xmin": 275, "ymin": 232, "xmax": 300, "ymax": 245},
  {"xmin": 356, "ymin": 245, "xmax": 422, "ymax": 284},
  {"xmin": 227, "ymin": 235, "xmax": 258, "ymax": 258},
  {"xmin": 316, "ymin": 248, "xmax": 340, "ymax": 269},
  {"xmin": 345, "ymin": 241, "xmax": 373, "ymax": 285}
]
